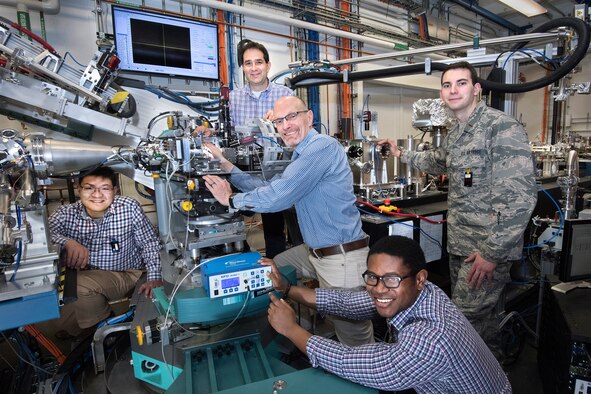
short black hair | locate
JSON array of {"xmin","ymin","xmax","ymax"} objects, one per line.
[
  {"xmin": 441, "ymin": 61, "xmax": 478, "ymax": 85},
  {"xmin": 237, "ymin": 39, "xmax": 269, "ymax": 66},
  {"xmin": 79, "ymin": 166, "xmax": 118, "ymax": 188},
  {"xmin": 367, "ymin": 236, "xmax": 426, "ymax": 274}
]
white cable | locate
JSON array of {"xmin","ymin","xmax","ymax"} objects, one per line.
[
  {"xmin": 160, "ymin": 263, "xmax": 254, "ymax": 378},
  {"xmin": 160, "ymin": 260, "xmax": 205, "ymax": 379}
]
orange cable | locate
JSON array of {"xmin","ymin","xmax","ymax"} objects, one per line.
[{"xmin": 24, "ymin": 325, "xmax": 66, "ymax": 365}]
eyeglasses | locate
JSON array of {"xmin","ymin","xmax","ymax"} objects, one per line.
[
  {"xmin": 361, "ymin": 271, "xmax": 414, "ymax": 289},
  {"xmin": 80, "ymin": 185, "xmax": 115, "ymax": 195},
  {"xmin": 271, "ymin": 110, "xmax": 308, "ymax": 127}
]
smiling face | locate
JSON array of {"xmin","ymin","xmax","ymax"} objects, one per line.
[
  {"xmin": 366, "ymin": 253, "xmax": 427, "ymax": 318},
  {"xmin": 242, "ymin": 48, "xmax": 271, "ymax": 91},
  {"xmin": 78, "ymin": 175, "xmax": 117, "ymax": 219},
  {"xmin": 273, "ymin": 96, "xmax": 313, "ymax": 147},
  {"xmin": 440, "ymin": 68, "xmax": 481, "ymax": 122}
]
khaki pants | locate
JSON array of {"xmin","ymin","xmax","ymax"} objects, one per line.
[
  {"xmin": 274, "ymin": 244, "xmax": 374, "ymax": 346},
  {"xmin": 58, "ymin": 269, "xmax": 142, "ymax": 333}
]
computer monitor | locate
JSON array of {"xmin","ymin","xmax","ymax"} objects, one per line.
[
  {"xmin": 111, "ymin": 5, "xmax": 219, "ymax": 80},
  {"xmin": 559, "ymin": 219, "xmax": 591, "ymax": 282}
]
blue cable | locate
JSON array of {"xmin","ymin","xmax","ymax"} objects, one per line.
[
  {"xmin": 63, "ymin": 51, "xmax": 85, "ymax": 68},
  {"xmin": 176, "ymin": 92, "xmax": 221, "ymax": 107},
  {"xmin": 9, "ymin": 241, "xmax": 22, "ymax": 282},
  {"xmin": 502, "ymin": 47, "xmax": 557, "ymax": 70},
  {"xmin": 144, "ymin": 87, "xmax": 218, "ymax": 116},
  {"xmin": 68, "ymin": 377, "xmax": 76, "ymax": 394},
  {"xmin": 226, "ymin": 9, "xmax": 235, "ymax": 90},
  {"xmin": 52, "ymin": 374, "xmax": 66, "ymax": 394},
  {"xmin": 524, "ymin": 185, "xmax": 565, "ymax": 249},
  {"xmin": 16, "ymin": 205, "xmax": 21, "ymax": 227},
  {"xmin": 97, "ymin": 306, "xmax": 136, "ymax": 329},
  {"xmin": 254, "ymin": 135, "xmax": 285, "ymax": 150}
]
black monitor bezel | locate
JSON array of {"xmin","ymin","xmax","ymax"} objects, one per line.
[{"xmin": 559, "ymin": 218, "xmax": 591, "ymax": 282}]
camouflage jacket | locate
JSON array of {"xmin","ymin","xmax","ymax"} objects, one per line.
[{"xmin": 402, "ymin": 101, "xmax": 537, "ymax": 264}]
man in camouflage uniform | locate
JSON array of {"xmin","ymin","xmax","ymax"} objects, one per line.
[{"xmin": 378, "ymin": 61, "xmax": 537, "ymax": 361}]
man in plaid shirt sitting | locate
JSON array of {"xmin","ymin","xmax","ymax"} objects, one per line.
[{"xmin": 49, "ymin": 166, "xmax": 161, "ymax": 338}]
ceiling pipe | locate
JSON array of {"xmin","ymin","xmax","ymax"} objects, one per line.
[
  {"xmin": 172, "ymin": 0, "xmax": 408, "ymax": 51},
  {"xmin": 0, "ymin": 0, "xmax": 60, "ymax": 14},
  {"xmin": 445, "ymin": 0, "xmax": 526, "ymax": 34}
]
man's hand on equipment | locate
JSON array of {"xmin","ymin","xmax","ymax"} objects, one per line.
[
  {"xmin": 139, "ymin": 280, "xmax": 163, "ymax": 298},
  {"xmin": 267, "ymin": 293, "xmax": 298, "ymax": 335},
  {"xmin": 203, "ymin": 175, "xmax": 233, "ymax": 206},
  {"xmin": 63, "ymin": 240, "xmax": 89, "ymax": 269},
  {"xmin": 375, "ymin": 138, "xmax": 401, "ymax": 158},
  {"xmin": 193, "ymin": 125, "xmax": 215, "ymax": 137},
  {"xmin": 203, "ymin": 142, "xmax": 224, "ymax": 160},
  {"xmin": 267, "ymin": 293, "xmax": 313, "ymax": 354},
  {"xmin": 259, "ymin": 257, "xmax": 287, "ymax": 292},
  {"xmin": 203, "ymin": 143, "xmax": 234, "ymax": 172}
]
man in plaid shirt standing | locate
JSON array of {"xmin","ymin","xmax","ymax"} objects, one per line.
[
  {"xmin": 49, "ymin": 166, "xmax": 161, "ymax": 337},
  {"xmin": 198, "ymin": 40, "xmax": 295, "ymax": 259},
  {"xmin": 230, "ymin": 40, "xmax": 295, "ymax": 259}
]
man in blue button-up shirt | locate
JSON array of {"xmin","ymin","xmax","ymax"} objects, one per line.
[{"xmin": 203, "ymin": 96, "xmax": 373, "ymax": 346}]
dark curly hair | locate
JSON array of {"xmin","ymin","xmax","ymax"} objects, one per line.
[{"xmin": 367, "ymin": 235, "xmax": 426, "ymax": 274}]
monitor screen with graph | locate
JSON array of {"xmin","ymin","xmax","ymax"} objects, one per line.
[{"xmin": 112, "ymin": 5, "xmax": 219, "ymax": 80}]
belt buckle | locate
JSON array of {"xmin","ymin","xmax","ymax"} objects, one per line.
[{"xmin": 311, "ymin": 248, "xmax": 322, "ymax": 259}]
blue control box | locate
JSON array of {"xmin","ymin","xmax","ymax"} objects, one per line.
[{"xmin": 201, "ymin": 252, "xmax": 272, "ymax": 299}]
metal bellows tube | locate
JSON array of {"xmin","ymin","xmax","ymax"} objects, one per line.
[{"xmin": 26, "ymin": 137, "xmax": 116, "ymax": 178}]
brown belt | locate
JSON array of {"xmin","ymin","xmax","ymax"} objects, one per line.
[{"xmin": 310, "ymin": 237, "xmax": 369, "ymax": 258}]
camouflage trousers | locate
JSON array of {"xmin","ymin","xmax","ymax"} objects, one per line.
[{"xmin": 449, "ymin": 254, "xmax": 515, "ymax": 362}]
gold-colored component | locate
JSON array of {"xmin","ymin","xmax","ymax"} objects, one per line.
[
  {"xmin": 187, "ymin": 179, "xmax": 196, "ymax": 191},
  {"xmin": 110, "ymin": 91, "xmax": 129, "ymax": 104},
  {"xmin": 378, "ymin": 204, "xmax": 398, "ymax": 213},
  {"xmin": 136, "ymin": 325, "xmax": 144, "ymax": 346},
  {"xmin": 181, "ymin": 201, "xmax": 193, "ymax": 211}
]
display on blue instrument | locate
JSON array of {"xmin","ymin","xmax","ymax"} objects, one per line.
[{"xmin": 221, "ymin": 277, "xmax": 240, "ymax": 289}]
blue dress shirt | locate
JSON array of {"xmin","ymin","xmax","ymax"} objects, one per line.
[{"xmin": 228, "ymin": 129, "xmax": 365, "ymax": 249}]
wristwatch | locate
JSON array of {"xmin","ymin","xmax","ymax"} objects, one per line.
[{"xmin": 228, "ymin": 193, "xmax": 238, "ymax": 209}]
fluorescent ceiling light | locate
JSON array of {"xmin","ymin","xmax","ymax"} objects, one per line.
[{"xmin": 496, "ymin": 0, "xmax": 547, "ymax": 17}]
